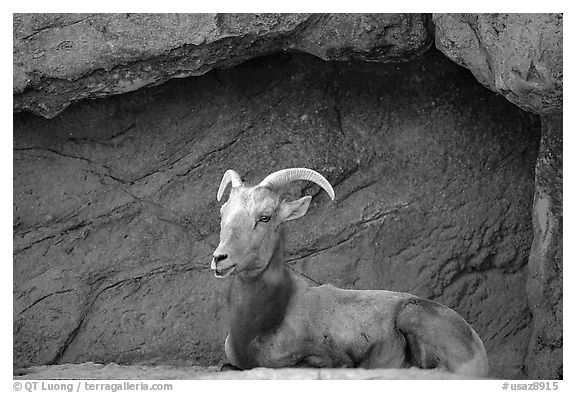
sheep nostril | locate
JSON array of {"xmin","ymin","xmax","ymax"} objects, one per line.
[{"xmin": 214, "ymin": 254, "xmax": 228, "ymax": 263}]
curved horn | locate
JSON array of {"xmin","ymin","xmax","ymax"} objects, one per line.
[
  {"xmin": 217, "ymin": 169, "xmax": 243, "ymax": 201},
  {"xmin": 258, "ymin": 168, "xmax": 335, "ymax": 201}
]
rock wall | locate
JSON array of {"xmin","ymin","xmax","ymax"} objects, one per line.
[
  {"xmin": 434, "ymin": 13, "xmax": 563, "ymax": 115},
  {"xmin": 13, "ymin": 13, "xmax": 432, "ymax": 119},
  {"xmin": 14, "ymin": 50, "xmax": 540, "ymax": 378},
  {"xmin": 525, "ymin": 114, "xmax": 563, "ymax": 379},
  {"xmin": 434, "ymin": 13, "xmax": 563, "ymax": 379},
  {"xmin": 14, "ymin": 13, "xmax": 563, "ymax": 379}
]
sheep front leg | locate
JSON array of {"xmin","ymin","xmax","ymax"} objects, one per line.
[
  {"xmin": 294, "ymin": 355, "xmax": 329, "ymax": 368},
  {"xmin": 220, "ymin": 363, "xmax": 242, "ymax": 371},
  {"xmin": 221, "ymin": 333, "xmax": 242, "ymax": 371}
]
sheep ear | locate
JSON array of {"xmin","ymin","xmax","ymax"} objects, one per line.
[{"xmin": 279, "ymin": 196, "xmax": 312, "ymax": 222}]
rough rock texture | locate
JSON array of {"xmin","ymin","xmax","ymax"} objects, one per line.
[
  {"xmin": 434, "ymin": 13, "xmax": 563, "ymax": 115},
  {"xmin": 433, "ymin": 13, "xmax": 563, "ymax": 379},
  {"xmin": 15, "ymin": 363, "xmax": 471, "ymax": 380},
  {"xmin": 525, "ymin": 114, "xmax": 563, "ymax": 379},
  {"xmin": 13, "ymin": 13, "xmax": 432, "ymax": 119},
  {"xmin": 13, "ymin": 50, "xmax": 540, "ymax": 379}
]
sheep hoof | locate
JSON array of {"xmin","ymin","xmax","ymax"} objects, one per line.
[{"xmin": 220, "ymin": 363, "xmax": 241, "ymax": 371}]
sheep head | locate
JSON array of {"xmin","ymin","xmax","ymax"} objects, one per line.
[{"xmin": 211, "ymin": 168, "xmax": 335, "ymax": 279}]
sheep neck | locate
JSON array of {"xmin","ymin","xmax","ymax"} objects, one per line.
[{"xmin": 228, "ymin": 227, "xmax": 293, "ymax": 368}]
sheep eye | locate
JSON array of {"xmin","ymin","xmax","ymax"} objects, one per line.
[{"xmin": 259, "ymin": 215, "xmax": 271, "ymax": 223}]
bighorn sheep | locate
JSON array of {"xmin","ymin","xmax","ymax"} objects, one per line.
[{"xmin": 211, "ymin": 167, "xmax": 489, "ymax": 376}]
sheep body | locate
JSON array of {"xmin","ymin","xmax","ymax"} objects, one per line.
[
  {"xmin": 224, "ymin": 258, "xmax": 488, "ymax": 375},
  {"xmin": 213, "ymin": 168, "xmax": 489, "ymax": 377}
]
